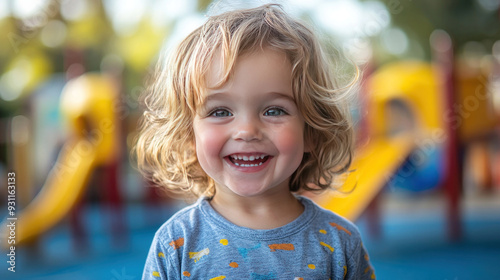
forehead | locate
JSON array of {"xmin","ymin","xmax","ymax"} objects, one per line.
[{"xmin": 205, "ymin": 47, "xmax": 293, "ymax": 97}]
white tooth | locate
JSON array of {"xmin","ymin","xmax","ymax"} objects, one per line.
[
  {"xmin": 231, "ymin": 155, "xmax": 237, "ymax": 160},
  {"xmin": 249, "ymin": 156, "xmax": 255, "ymax": 161},
  {"xmin": 235, "ymin": 162, "xmax": 240, "ymax": 166},
  {"xmin": 238, "ymin": 156, "xmax": 243, "ymax": 160},
  {"xmin": 259, "ymin": 162, "xmax": 262, "ymax": 166},
  {"xmin": 243, "ymin": 156, "xmax": 249, "ymax": 161}
]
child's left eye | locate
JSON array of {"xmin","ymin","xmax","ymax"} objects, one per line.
[{"xmin": 264, "ymin": 107, "xmax": 287, "ymax": 116}]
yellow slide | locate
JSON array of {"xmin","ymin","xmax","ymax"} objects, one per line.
[
  {"xmin": 309, "ymin": 61, "xmax": 444, "ymax": 221},
  {"xmin": 1, "ymin": 74, "xmax": 118, "ymax": 247},
  {"xmin": 310, "ymin": 134, "xmax": 415, "ymax": 221},
  {"xmin": 10, "ymin": 139, "xmax": 96, "ymax": 245}
]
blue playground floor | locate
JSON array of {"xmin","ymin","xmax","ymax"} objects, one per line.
[
  {"xmin": 357, "ymin": 193, "xmax": 500, "ymax": 280},
  {"xmin": 2, "ymin": 192, "xmax": 500, "ymax": 280}
]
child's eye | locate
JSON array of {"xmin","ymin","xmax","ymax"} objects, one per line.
[
  {"xmin": 264, "ymin": 107, "xmax": 287, "ymax": 116},
  {"xmin": 209, "ymin": 108, "xmax": 233, "ymax": 117}
]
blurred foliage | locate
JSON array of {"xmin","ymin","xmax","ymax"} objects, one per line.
[
  {"xmin": 379, "ymin": 0, "xmax": 500, "ymax": 56},
  {"xmin": 0, "ymin": 0, "xmax": 168, "ymax": 116},
  {"xmin": 0, "ymin": 0, "xmax": 498, "ymax": 116}
]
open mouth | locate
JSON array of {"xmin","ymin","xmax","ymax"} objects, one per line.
[{"xmin": 227, "ymin": 154, "xmax": 270, "ymax": 167}]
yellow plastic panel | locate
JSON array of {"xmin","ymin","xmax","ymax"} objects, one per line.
[
  {"xmin": 11, "ymin": 139, "xmax": 96, "ymax": 244},
  {"xmin": 311, "ymin": 134, "xmax": 415, "ymax": 221},
  {"xmin": 1, "ymin": 74, "xmax": 118, "ymax": 247}
]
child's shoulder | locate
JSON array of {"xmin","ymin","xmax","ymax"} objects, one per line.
[
  {"xmin": 302, "ymin": 196, "xmax": 358, "ymax": 225},
  {"xmin": 300, "ymin": 196, "xmax": 363, "ymax": 242},
  {"xmin": 153, "ymin": 197, "xmax": 207, "ymax": 243}
]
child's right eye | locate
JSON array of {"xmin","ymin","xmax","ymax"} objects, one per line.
[{"xmin": 209, "ymin": 108, "xmax": 233, "ymax": 117}]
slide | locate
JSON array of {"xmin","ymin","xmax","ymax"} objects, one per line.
[
  {"xmin": 1, "ymin": 74, "xmax": 117, "ymax": 248},
  {"xmin": 307, "ymin": 61, "xmax": 444, "ymax": 221},
  {"xmin": 309, "ymin": 134, "xmax": 415, "ymax": 221},
  {"xmin": 2, "ymin": 139, "xmax": 96, "ymax": 246}
]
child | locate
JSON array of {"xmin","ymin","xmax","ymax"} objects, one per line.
[{"xmin": 136, "ymin": 4, "xmax": 375, "ymax": 279}]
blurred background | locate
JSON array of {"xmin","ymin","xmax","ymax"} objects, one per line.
[{"xmin": 0, "ymin": 0, "xmax": 499, "ymax": 279}]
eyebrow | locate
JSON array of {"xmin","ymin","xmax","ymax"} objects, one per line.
[{"xmin": 204, "ymin": 91, "xmax": 295, "ymax": 103}]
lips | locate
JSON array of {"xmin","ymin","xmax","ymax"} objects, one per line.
[{"xmin": 227, "ymin": 153, "xmax": 270, "ymax": 167}]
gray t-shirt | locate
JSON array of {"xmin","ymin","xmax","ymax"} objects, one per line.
[{"xmin": 142, "ymin": 196, "xmax": 375, "ymax": 279}]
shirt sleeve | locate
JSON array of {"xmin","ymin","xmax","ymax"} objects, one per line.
[
  {"xmin": 142, "ymin": 234, "xmax": 179, "ymax": 280},
  {"xmin": 346, "ymin": 240, "xmax": 376, "ymax": 280}
]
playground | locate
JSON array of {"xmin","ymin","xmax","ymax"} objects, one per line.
[{"xmin": 1, "ymin": 0, "xmax": 500, "ymax": 279}]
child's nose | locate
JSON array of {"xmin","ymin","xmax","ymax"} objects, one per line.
[{"xmin": 232, "ymin": 117, "xmax": 262, "ymax": 142}]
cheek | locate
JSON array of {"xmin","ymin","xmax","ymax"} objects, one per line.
[
  {"xmin": 194, "ymin": 124, "xmax": 227, "ymax": 162},
  {"xmin": 273, "ymin": 123, "xmax": 305, "ymax": 156},
  {"xmin": 197, "ymin": 135, "xmax": 223, "ymax": 157}
]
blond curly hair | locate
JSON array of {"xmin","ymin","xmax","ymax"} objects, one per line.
[{"xmin": 134, "ymin": 4, "xmax": 356, "ymax": 198}]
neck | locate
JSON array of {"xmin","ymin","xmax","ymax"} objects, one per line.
[{"xmin": 209, "ymin": 189, "xmax": 304, "ymax": 230}]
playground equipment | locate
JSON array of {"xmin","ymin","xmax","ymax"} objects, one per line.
[
  {"xmin": 1, "ymin": 74, "xmax": 119, "ymax": 247},
  {"xmin": 313, "ymin": 32, "xmax": 500, "ymax": 242},
  {"xmin": 310, "ymin": 61, "xmax": 445, "ymax": 221},
  {"xmin": 312, "ymin": 134, "xmax": 414, "ymax": 221},
  {"xmin": 456, "ymin": 57, "xmax": 499, "ymax": 191}
]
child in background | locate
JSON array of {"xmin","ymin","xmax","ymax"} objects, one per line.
[{"xmin": 135, "ymin": 4, "xmax": 375, "ymax": 279}]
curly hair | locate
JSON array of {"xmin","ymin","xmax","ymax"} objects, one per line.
[{"xmin": 134, "ymin": 4, "xmax": 357, "ymax": 198}]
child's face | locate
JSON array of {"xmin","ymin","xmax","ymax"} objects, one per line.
[{"xmin": 193, "ymin": 48, "xmax": 306, "ymax": 198}]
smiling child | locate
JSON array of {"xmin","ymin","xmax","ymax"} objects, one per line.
[{"xmin": 136, "ymin": 4, "xmax": 375, "ymax": 279}]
